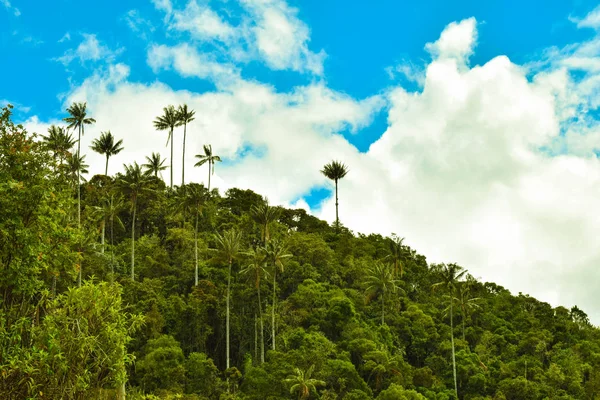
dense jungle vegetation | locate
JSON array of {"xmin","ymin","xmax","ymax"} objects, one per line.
[{"xmin": 2, "ymin": 102, "xmax": 600, "ymax": 400}]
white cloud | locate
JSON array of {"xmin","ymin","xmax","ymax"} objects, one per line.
[
  {"xmin": 58, "ymin": 32, "xmax": 71, "ymax": 43},
  {"xmin": 571, "ymin": 5, "xmax": 600, "ymax": 30},
  {"xmin": 171, "ymin": 1, "xmax": 235, "ymax": 42},
  {"xmin": 1, "ymin": 0, "xmax": 20, "ymax": 16},
  {"xmin": 124, "ymin": 9, "xmax": 156, "ymax": 40},
  {"xmin": 152, "ymin": 0, "xmax": 172, "ymax": 15},
  {"xmin": 425, "ymin": 17, "xmax": 478, "ymax": 64},
  {"xmin": 55, "ymin": 34, "xmax": 123, "ymax": 66}
]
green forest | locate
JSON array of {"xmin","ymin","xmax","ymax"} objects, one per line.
[{"xmin": 2, "ymin": 101, "xmax": 600, "ymax": 400}]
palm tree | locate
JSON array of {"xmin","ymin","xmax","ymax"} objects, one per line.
[
  {"xmin": 105, "ymin": 194, "xmax": 126, "ymax": 276},
  {"xmin": 194, "ymin": 144, "xmax": 221, "ymax": 191},
  {"xmin": 264, "ymin": 239, "xmax": 291, "ymax": 350},
  {"xmin": 90, "ymin": 131, "xmax": 124, "ymax": 176},
  {"xmin": 177, "ymin": 104, "xmax": 196, "ymax": 186},
  {"xmin": 214, "ymin": 229, "xmax": 243, "ymax": 371},
  {"xmin": 385, "ymin": 234, "xmax": 405, "ymax": 277},
  {"xmin": 284, "ymin": 365, "xmax": 325, "ymax": 400},
  {"xmin": 42, "ymin": 125, "xmax": 75, "ymax": 166},
  {"xmin": 320, "ymin": 160, "xmax": 349, "ymax": 228},
  {"xmin": 66, "ymin": 151, "xmax": 89, "ymax": 186},
  {"xmin": 250, "ymin": 201, "xmax": 280, "ymax": 244},
  {"xmin": 365, "ymin": 262, "xmax": 400, "ymax": 326},
  {"xmin": 240, "ymin": 246, "xmax": 269, "ymax": 364},
  {"xmin": 117, "ymin": 162, "xmax": 153, "ymax": 281},
  {"xmin": 180, "ymin": 183, "xmax": 207, "ymax": 286},
  {"xmin": 454, "ymin": 280, "xmax": 481, "ymax": 341},
  {"xmin": 142, "ymin": 152, "xmax": 167, "ymax": 178},
  {"xmin": 153, "ymin": 105, "xmax": 181, "ymax": 188},
  {"xmin": 63, "ymin": 102, "xmax": 96, "ymax": 228},
  {"xmin": 432, "ymin": 263, "xmax": 467, "ymax": 400}
]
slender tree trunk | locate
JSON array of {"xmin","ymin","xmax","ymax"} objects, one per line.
[
  {"xmin": 462, "ymin": 309, "xmax": 466, "ymax": 342},
  {"xmin": 381, "ymin": 291, "xmax": 385, "ymax": 326},
  {"xmin": 111, "ymin": 215, "xmax": 115, "ymax": 277},
  {"xmin": 272, "ymin": 270, "xmax": 277, "ymax": 351},
  {"xmin": 194, "ymin": 208, "xmax": 199, "ymax": 286},
  {"xmin": 170, "ymin": 128, "xmax": 174, "ymax": 189},
  {"xmin": 182, "ymin": 123, "xmax": 187, "ymax": 187},
  {"xmin": 254, "ymin": 314, "xmax": 258, "ymax": 364},
  {"xmin": 226, "ymin": 259, "xmax": 232, "ymax": 370},
  {"xmin": 207, "ymin": 162, "xmax": 211, "ymax": 192},
  {"xmin": 77, "ymin": 125, "xmax": 82, "ymax": 287},
  {"xmin": 117, "ymin": 382, "xmax": 125, "ymax": 400},
  {"xmin": 258, "ymin": 284, "xmax": 265, "ymax": 363},
  {"xmin": 131, "ymin": 197, "xmax": 137, "ymax": 281},
  {"xmin": 101, "ymin": 220, "xmax": 105, "ymax": 254},
  {"xmin": 451, "ymin": 299, "xmax": 458, "ymax": 399},
  {"xmin": 105, "ymin": 155, "xmax": 109, "ymax": 176},
  {"xmin": 335, "ymin": 178, "xmax": 339, "ymax": 228}
]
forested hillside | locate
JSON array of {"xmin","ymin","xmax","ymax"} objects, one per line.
[{"xmin": 2, "ymin": 102, "xmax": 600, "ymax": 400}]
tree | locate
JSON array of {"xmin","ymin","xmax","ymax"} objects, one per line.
[
  {"xmin": 385, "ymin": 234, "xmax": 405, "ymax": 277},
  {"xmin": 153, "ymin": 105, "xmax": 181, "ymax": 189},
  {"xmin": 63, "ymin": 102, "xmax": 96, "ymax": 228},
  {"xmin": 365, "ymin": 262, "xmax": 400, "ymax": 326},
  {"xmin": 320, "ymin": 160, "xmax": 349, "ymax": 228},
  {"xmin": 181, "ymin": 183, "xmax": 207, "ymax": 286},
  {"xmin": 90, "ymin": 131, "xmax": 124, "ymax": 176},
  {"xmin": 284, "ymin": 365, "xmax": 326, "ymax": 400},
  {"xmin": 214, "ymin": 229, "xmax": 243, "ymax": 371},
  {"xmin": 143, "ymin": 152, "xmax": 167, "ymax": 178},
  {"xmin": 66, "ymin": 151, "xmax": 89, "ymax": 186},
  {"xmin": 251, "ymin": 201, "xmax": 281, "ymax": 244},
  {"xmin": 177, "ymin": 104, "xmax": 195, "ymax": 186},
  {"xmin": 42, "ymin": 125, "xmax": 75, "ymax": 167},
  {"xmin": 194, "ymin": 144, "xmax": 221, "ymax": 191},
  {"xmin": 117, "ymin": 162, "xmax": 153, "ymax": 281},
  {"xmin": 105, "ymin": 194, "xmax": 126, "ymax": 275},
  {"xmin": 432, "ymin": 263, "xmax": 467, "ymax": 400},
  {"xmin": 453, "ymin": 280, "xmax": 481, "ymax": 341},
  {"xmin": 264, "ymin": 239, "xmax": 291, "ymax": 350},
  {"xmin": 240, "ymin": 246, "xmax": 269, "ymax": 363}
]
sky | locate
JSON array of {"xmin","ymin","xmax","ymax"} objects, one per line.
[{"xmin": 2, "ymin": 0, "xmax": 600, "ymax": 323}]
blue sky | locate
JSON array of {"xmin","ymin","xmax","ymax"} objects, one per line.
[{"xmin": 3, "ymin": 0, "xmax": 600, "ymax": 321}]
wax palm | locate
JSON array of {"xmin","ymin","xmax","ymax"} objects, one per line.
[
  {"xmin": 105, "ymin": 194, "xmax": 126, "ymax": 276},
  {"xmin": 153, "ymin": 105, "xmax": 181, "ymax": 188},
  {"xmin": 214, "ymin": 228, "xmax": 243, "ymax": 370},
  {"xmin": 177, "ymin": 104, "xmax": 195, "ymax": 186},
  {"xmin": 284, "ymin": 365, "xmax": 325, "ymax": 400},
  {"xmin": 240, "ymin": 246, "xmax": 269, "ymax": 364},
  {"xmin": 320, "ymin": 160, "xmax": 349, "ymax": 229},
  {"xmin": 42, "ymin": 125, "xmax": 75, "ymax": 166},
  {"xmin": 264, "ymin": 239, "xmax": 291, "ymax": 350},
  {"xmin": 432, "ymin": 263, "xmax": 467, "ymax": 399},
  {"xmin": 180, "ymin": 183, "xmax": 207, "ymax": 286},
  {"xmin": 142, "ymin": 152, "xmax": 167, "ymax": 178},
  {"xmin": 385, "ymin": 234, "xmax": 405, "ymax": 277},
  {"xmin": 194, "ymin": 144, "xmax": 221, "ymax": 191},
  {"xmin": 365, "ymin": 262, "xmax": 401, "ymax": 326},
  {"xmin": 250, "ymin": 201, "xmax": 280, "ymax": 244},
  {"xmin": 90, "ymin": 131, "xmax": 124, "ymax": 176},
  {"xmin": 63, "ymin": 102, "xmax": 95, "ymax": 229},
  {"xmin": 117, "ymin": 162, "xmax": 153, "ymax": 281},
  {"xmin": 66, "ymin": 151, "xmax": 89, "ymax": 186},
  {"xmin": 454, "ymin": 281, "xmax": 481, "ymax": 341}
]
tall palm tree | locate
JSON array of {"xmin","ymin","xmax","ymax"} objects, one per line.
[
  {"xmin": 66, "ymin": 151, "xmax": 89, "ymax": 287},
  {"xmin": 284, "ymin": 365, "xmax": 326, "ymax": 400},
  {"xmin": 42, "ymin": 125, "xmax": 76, "ymax": 167},
  {"xmin": 194, "ymin": 144, "xmax": 221, "ymax": 191},
  {"xmin": 153, "ymin": 105, "xmax": 181, "ymax": 188},
  {"xmin": 105, "ymin": 194, "xmax": 126, "ymax": 276},
  {"xmin": 240, "ymin": 246, "xmax": 269, "ymax": 364},
  {"xmin": 180, "ymin": 183, "xmax": 207, "ymax": 286},
  {"xmin": 214, "ymin": 229, "xmax": 243, "ymax": 371},
  {"xmin": 142, "ymin": 152, "xmax": 167, "ymax": 178},
  {"xmin": 385, "ymin": 234, "xmax": 405, "ymax": 277},
  {"xmin": 117, "ymin": 162, "xmax": 153, "ymax": 281},
  {"xmin": 264, "ymin": 239, "xmax": 291, "ymax": 350},
  {"xmin": 365, "ymin": 262, "xmax": 401, "ymax": 326},
  {"xmin": 63, "ymin": 102, "xmax": 96, "ymax": 228},
  {"xmin": 250, "ymin": 201, "xmax": 280, "ymax": 244},
  {"xmin": 453, "ymin": 281, "xmax": 481, "ymax": 341},
  {"xmin": 320, "ymin": 160, "xmax": 349, "ymax": 229},
  {"xmin": 90, "ymin": 131, "xmax": 124, "ymax": 176},
  {"xmin": 432, "ymin": 263, "xmax": 467, "ymax": 400},
  {"xmin": 177, "ymin": 104, "xmax": 196, "ymax": 186}
]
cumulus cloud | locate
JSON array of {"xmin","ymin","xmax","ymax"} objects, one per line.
[
  {"xmin": 571, "ymin": 5, "xmax": 600, "ymax": 30},
  {"xmin": 55, "ymin": 34, "xmax": 123, "ymax": 66},
  {"xmin": 425, "ymin": 17, "xmax": 478, "ymax": 64},
  {"xmin": 171, "ymin": 1, "xmax": 235, "ymax": 42}
]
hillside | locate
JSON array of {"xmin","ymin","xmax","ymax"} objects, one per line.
[{"xmin": 2, "ymin": 103, "xmax": 600, "ymax": 400}]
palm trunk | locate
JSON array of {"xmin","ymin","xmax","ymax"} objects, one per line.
[
  {"xmin": 381, "ymin": 290, "xmax": 385, "ymax": 326},
  {"xmin": 194, "ymin": 208, "xmax": 199, "ymax": 286},
  {"xmin": 207, "ymin": 162, "xmax": 211, "ymax": 192},
  {"xmin": 170, "ymin": 128, "xmax": 174, "ymax": 189},
  {"xmin": 254, "ymin": 314, "xmax": 258, "ymax": 364},
  {"xmin": 105, "ymin": 155, "xmax": 109, "ymax": 176},
  {"xmin": 182, "ymin": 123, "xmax": 187, "ymax": 186},
  {"xmin": 226, "ymin": 259, "xmax": 232, "ymax": 370},
  {"xmin": 258, "ymin": 283, "xmax": 265, "ymax": 363},
  {"xmin": 451, "ymin": 299, "xmax": 458, "ymax": 399},
  {"xmin": 111, "ymin": 215, "xmax": 115, "ymax": 277},
  {"xmin": 131, "ymin": 197, "xmax": 137, "ymax": 281},
  {"xmin": 272, "ymin": 270, "xmax": 277, "ymax": 351},
  {"xmin": 101, "ymin": 220, "xmax": 105, "ymax": 254},
  {"xmin": 77, "ymin": 125, "xmax": 82, "ymax": 287},
  {"xmin": 335, "ymin": 178, "xmax": 339, "ymax": 228},
  {"xmin": 117, "ymin": 382, "xmax": 125, "ymax": 400},
  {"xmin": 462, "ymin": 308, "xmax": 466, "ymax": 342}
]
